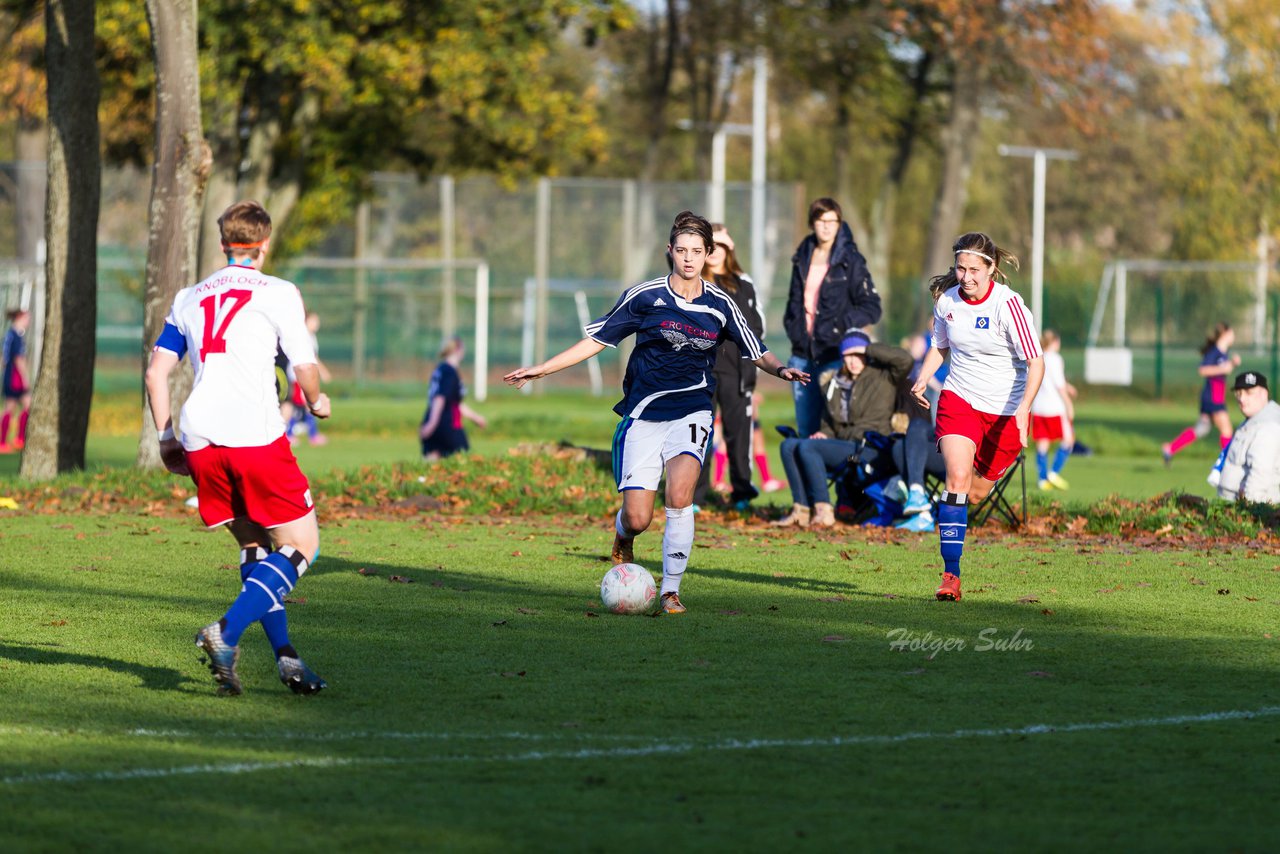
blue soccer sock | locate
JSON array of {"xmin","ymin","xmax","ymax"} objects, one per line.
[
  {"xmin": 1036, "ymin": 452, "xmax": 1049, "ymax": 481},
  {"xmin": 222, "ymin": 547, "xmax": 308, "ymax": 647},
  {"xmin": 937, "ymin": 492, "xmax": 968, "ymax": 577},
  {"xmin": 1051, "ymin": 447, "xmax": 1071, "ymax": 475},
  {"xmin": 240, "ymin": 546, "xmax": 295, "ymax": 659}
]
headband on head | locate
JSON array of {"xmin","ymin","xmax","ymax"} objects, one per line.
[
  {"xmin": 225, "ymin": 239, "xmax": 267, "ymax": 250},
  {"xmin": 956, "ymin": 249, "xmax": 994, "ymax": 263}
]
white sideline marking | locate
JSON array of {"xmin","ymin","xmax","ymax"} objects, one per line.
[{"xmin": 4, "ymin": 706, "xmax": 1278, "ymax": 787}]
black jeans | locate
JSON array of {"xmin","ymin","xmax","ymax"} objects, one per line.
[{"xmin": 694, "ymin": 379, "xmax": 758, "ymax": 505}]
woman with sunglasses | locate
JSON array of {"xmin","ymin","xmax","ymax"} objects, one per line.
[{"xmin": 782, "ymin": 198, "xmax": 882, "ymax": 439}]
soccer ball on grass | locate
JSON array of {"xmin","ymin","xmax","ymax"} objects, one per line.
[{"xmin": 600, "ymin": 563, "xmax": 657, "ymax": 615}]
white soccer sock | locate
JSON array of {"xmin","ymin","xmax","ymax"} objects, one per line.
[
  {"xmin": 616, "ymin": 509, "xmax": 635, "ymax": 540},
  {"xmin": 661, "ymin": 505, "xmax": 695, "ymax": 595}
]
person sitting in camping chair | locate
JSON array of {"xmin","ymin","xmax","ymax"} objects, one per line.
[{"xmin": 772, "ymin": 333, "xmax": 913, "ymax": 528}]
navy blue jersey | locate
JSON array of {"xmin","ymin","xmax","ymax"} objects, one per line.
[
  {"xmin": 1199, "ymin": 345, "xmax": 1230, "ymax": 414},
  {"xmin": 2, "ymin": 327, "xmax": 26, "ymax": 396},
  {"xmin": 586, "ymin": 276, "xmax": 767, "ymax": 421},
  {"xmin": 2, "ymin": 327, "xmax": 24, "ymax": 369}
]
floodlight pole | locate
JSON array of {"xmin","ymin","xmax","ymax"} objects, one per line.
[
  {"xmin": 750, "ymin": 48, "xmax": 768, "ymax": 303},
  {"xmin": 997, "ymin": 145, "xmax": 1077, "ymax": 324},
  {"xmin": 676, "ymin": 119, "xmax": 752, "ymax": 224}
]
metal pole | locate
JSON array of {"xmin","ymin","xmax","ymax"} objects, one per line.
[
  {"xmin": 1155, "ymin": 285, "xmax": 1164, "ymax": 398},
  {"xmin": 353, "ymin": 200, "xmax": 370, "ymax": 386},
  {"xmin": 441, "ymin": 175, "xmax": 456, "ymax": 342},
  {"xmin": 474, "ymin": 262, "xmax": 489, "ymax": 402},
  {"xmin": 620, "ymin": 179, "xmax": 637, "ymax": 385},
  {"xmin": 574, "ymin": 290, "xmax": 603, "ymax": 396},
  {"xmin": 996, "ymin": 145, "xmax": 1077, "ymax": 328},
  {"xmin": 1271, "ymin": 292, "xmax": 1278, "ymax": 385},
  {"xmin": 1255, "ymin": 224, "xmax": 1268, "ymax": 354},
  {"xmin": 534, "ymin": 177, "xmax": 550, "ymax": 395},
  {"xmin": 750, "ymin": 50, "xmax": 768, "ymax": 299},
  {"xmin": 1115, "ymin": 263, "xmax": 1127, "ymax": 347},
  {"xmin": 710, "ymin": 128, "xmax": 727, "ymax": 223},
  {"xmin": 1031, "ymin": 149, "xmax": 1046, "ymax": 323}
]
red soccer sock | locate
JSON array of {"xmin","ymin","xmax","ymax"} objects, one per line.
[
  {"xmin": 755, "ymin": 453, "xmax": 775, "ymax": 482},
  {"xmin": 713, "ymin": 447, "xmax": 727, "ymax": 486},
  {"xmin": 1168, "ymin": 428, "xmax": 1198, "ymax": 455},
  {"xmin": 1220, "ymin": 433, "xmax": 1232, "ymax": 450},
  {"xmin": 0, "ymin": 412, "xmax": 10, "ymax": 445}
]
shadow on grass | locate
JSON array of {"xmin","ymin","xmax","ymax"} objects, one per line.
[{"xmin": 0, "ymin": 640, "xmax": 192, "ymax": 692}]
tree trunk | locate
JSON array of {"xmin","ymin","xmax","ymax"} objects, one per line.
[
  {"xmin": 637, "ymin": 0, "xmax": 678, "ymax": 183},
  {"xmin": 136, "ymin": 0, "xmax": 211, "ymax": 469},
  {"xmin": 865, "ymin": 183, "xmax": 896, "ymax": 328},
  {"xmin": 21, "ymin": 0, "xmax": 100, "ymax": 480},
  {"xmin": 920, "ymin": 60, "xmax": 984, "ymax": 288},
  {"xmin": 262, "ymin": 89, "xmax": 320, "ymax": 230}
]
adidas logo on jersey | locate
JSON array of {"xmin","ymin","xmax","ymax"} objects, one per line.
[{"xmin": 654, "ymin": 298, "xmax": 667, "ymax": 306}]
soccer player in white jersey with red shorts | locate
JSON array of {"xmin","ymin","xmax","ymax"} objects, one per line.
[
  {"xmin": 146, "ymin": 200, "xmax": 331, "ymax": 695},
  {"xmin": 504, "ymin": 211, "xmax": 808, "ymax": 614},
  {"xmin": 910, "ymin": 232, "xmax": 1044, "ymax": 602}
]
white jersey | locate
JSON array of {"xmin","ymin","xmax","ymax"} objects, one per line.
[
  {"xmin": 932, "ymin": 281, "xmax": 1041, "ymax": 416},
  {"xmin": 1030, "ymin": 350, "xmax": 1068, "ymax": 417},
  {"xmin": 157, "ymin": 264, "xmax": 315, "ymax": 450}
]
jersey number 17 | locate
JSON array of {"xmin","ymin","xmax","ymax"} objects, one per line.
[{"xmin": 199, "ymin": 289, "xmax": 253, "ymax": 360}]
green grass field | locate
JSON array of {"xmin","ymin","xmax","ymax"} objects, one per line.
[{"xmin": 1, "ymin": 381, "xmax": 1277, "ymax": 850}]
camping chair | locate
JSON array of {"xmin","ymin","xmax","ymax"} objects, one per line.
[
  {"xmin": 926, "ymin": 453, "xmax": 1026, "ymax": 528},
  {"xmin": 774, "ymin": 425, "xmax": 896, "ymax": 523}
]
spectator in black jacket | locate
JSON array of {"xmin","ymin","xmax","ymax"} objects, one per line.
[
  {"xmin": 783, "ymin": 198, "xmax": 882, "ymax": 437},
  {"xmin": 693, "ymin": 225, "xmax": 765, "ymax": 510}
]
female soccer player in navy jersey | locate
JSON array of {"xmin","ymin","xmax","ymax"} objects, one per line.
[
  {"xmin": 1161, "ymin": 321, "xmax": 1239, "ymax": 465},
  {"xmin": 910, "ymin": 233, "xmax": 1044, "ymax": 602},
  {"xmin": 504, "ymin": 211, "xmax": 808, "ymax": 614}
]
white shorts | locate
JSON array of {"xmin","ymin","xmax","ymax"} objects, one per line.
[{"xmin": 611, "ymin": 411, "xmax": 714, "ymax": 491}]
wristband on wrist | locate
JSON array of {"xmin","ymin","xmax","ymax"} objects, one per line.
[
  {"xmin": 308, "ymin": 400, "xmax": 323, "ymax": 413},
  {"xmin": 158, "ymin": 426, "xmax": 175, "ymax": 442}
]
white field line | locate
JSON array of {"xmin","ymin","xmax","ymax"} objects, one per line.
[
  {"xmin": 3, "ymin": 705, "xmax": 1278, "ymax": 787},
  {"xmin": 0, "ymin": 727, "xmax": 649, "ymax": 743}
]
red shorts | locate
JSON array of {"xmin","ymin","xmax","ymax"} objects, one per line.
[
  {"xmin": 935, "ymin": 390, "xmax": 1023, "ymax": 481},
  {"xmin": 186, "ymin": 435, "xmax": 313, "ymax": 528},
  {"xmin": 1030, "ymin": 414, "xmax": 1065, "ymax": 442}
]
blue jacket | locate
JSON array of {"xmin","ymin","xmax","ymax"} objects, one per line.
[{"xmin": 783, "ymin": 221, "xmax": 881, "ymax": 363}]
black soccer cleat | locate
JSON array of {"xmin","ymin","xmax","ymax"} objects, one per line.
[{"xmin": 277, "ymin": 655, "xmax": 328, "ymax": 695}]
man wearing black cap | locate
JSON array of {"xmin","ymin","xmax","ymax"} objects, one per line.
[{"xmin": 1215, "ymin": 371, "xmax": 1280, "ymax": 503}]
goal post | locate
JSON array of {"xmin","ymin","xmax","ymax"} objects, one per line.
[{"xmin": 1085, "ymin": 258, "xmax": 1266, "ymax": 387}]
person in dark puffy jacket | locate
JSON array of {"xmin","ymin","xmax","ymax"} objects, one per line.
[{"xmin": 783, "ymin": 197, "xmax": 882, "ymax": 437}]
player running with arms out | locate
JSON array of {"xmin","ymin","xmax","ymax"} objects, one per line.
[
  {"xmin": 911, "ymin": 233, "xmax": 1044, "ymax": 602},
  {"xmin": 504, "ymin": 211, "xmax": 808, "ymax": 614},
  {"xmin": 145, "ymin": 200, "xmax": 330, "ymax": 695}
]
